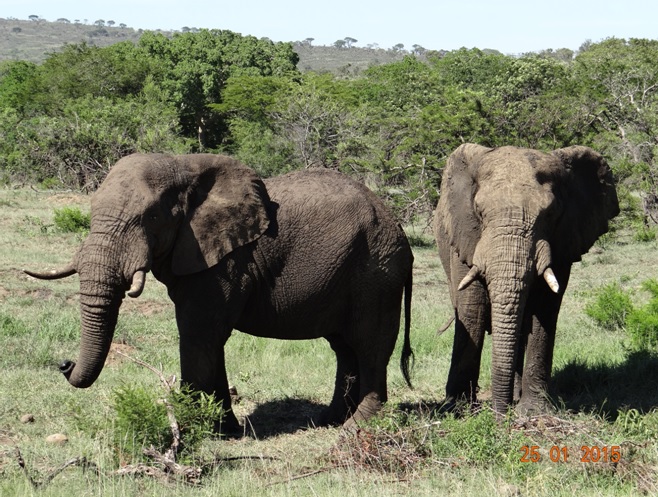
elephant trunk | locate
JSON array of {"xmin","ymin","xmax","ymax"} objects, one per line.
[
  {"xmin": 63, "ymin": 238, "xmax": 146, "ymax": 388},
  {"xmin": 477, "ymin": 223, "xmax": 535, "ymax": 415},
  {"xmin": 64, "ymin": 289, "xmax": 121, "ymax": 387}
]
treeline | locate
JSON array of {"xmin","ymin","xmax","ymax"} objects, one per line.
[{"xmin": 1, "ymin": 30, "xmax": 658, "ymax": 226}]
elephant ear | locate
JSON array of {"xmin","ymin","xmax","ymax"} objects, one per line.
[
  {"xmin": 551, "ymin": 146, "xmax": 619, "ymax": 262},
  {"xmin": 437, "ymin": 143, "xmax": 492, "ymax": 265},
  {"xmin": 172, "ymin": 155, "xmax": 270, "ymax": 276}
]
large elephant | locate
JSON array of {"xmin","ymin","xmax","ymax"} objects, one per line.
[
  {"xmin": 434, "ymin": 144, "xmax": 619, "ymax": 416},
  {"xmin": 25, "ymin": 153, "xmax": 414, "ymax": 431}
]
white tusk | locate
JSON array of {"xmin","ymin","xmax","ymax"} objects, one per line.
[
  {"xmin": 458, "ymin": 265, "xmax": 481, "ymax": 291},
  {"xmin": 23, "ymin": 264, "xmax": 77, "ymax": 280},
  {"xmin": 127, "ymin": 270, "xmax": 146, "ymax": 298},
  {"xmin": 543, "ymin": 267, "xmax": 560, "ymax": 293}
]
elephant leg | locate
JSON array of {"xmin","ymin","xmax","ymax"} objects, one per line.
[
  {"xmin": 341, "ymin": 294, "xmax": 401, "ymax": 431},
  {"xmin": 516, "ymin": 266, "xmax": 570, "ymax": 416},
  {"xmin": 176, "ymin": 307, "xmax": 240, "ymax": 434},
  {"xmin": 445, "ymin": 258, "xmax": 489, "ymax": 409},
  {"xmin": 314, "ymin": 335, "xmax": 360, "ymax": 427}
]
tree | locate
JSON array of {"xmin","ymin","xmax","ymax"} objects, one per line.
[
  {"xmin": 344, "ymin": 37, "xmax": 358, "ymax": 48},
  {"xmin": 0, "ymin": 60, "xmax": 40, "ymax": 114},
  {"xmin": 333, "ymin": 39, "xmax": 346, "ymax": 49},
  {"xmin": 94, "ymin": 20, "xmax": 105, "ymax": 27},
  {"xmin": 412, "ymin": 45, "xmax": 426, "ymax": 56},
  {"xmin": 573, "ymin": 38, "xmax": 658, "ymax": 213},
  {"xmin": 136, "ymin": 29, "xmax": 299, "ymax": 149}
]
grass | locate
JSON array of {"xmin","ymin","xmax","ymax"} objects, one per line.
[{"xmin": 0, "ymin": 186, "xmax": 657, "ymax": 496}]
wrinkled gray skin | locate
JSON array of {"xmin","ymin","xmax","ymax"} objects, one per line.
[
  {"xmin": 26, "ymin": 153, "xmax": 414, "ymax": 431},
  {"xmin": 434, "ymin": 144, "xmax": 619, "ymax": 417}
]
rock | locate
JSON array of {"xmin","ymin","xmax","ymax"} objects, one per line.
[
  {"xmin": 20, "ymin": 414, "xmax": 35, "ymax": 424},
  {"xmin": 46, "ymin": 433, "xmax": 68, "ymax": 445}
]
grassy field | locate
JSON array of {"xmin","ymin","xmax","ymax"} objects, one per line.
[{"xmin": 0, "ymin": 187, "xmax": 657, "ymax": 496}]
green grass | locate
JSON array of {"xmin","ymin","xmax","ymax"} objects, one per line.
[{"xmin": 0, "ymin": 187, "xmax": 656, "ymax": 496}]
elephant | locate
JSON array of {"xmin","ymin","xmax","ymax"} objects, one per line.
[
  {"xmin": 433, "ymin": 144, "xmax": 619, "ymax": 417},
  {"xmin": 25, "ymin": 153, "xmax": 414, "ymax": 431}
]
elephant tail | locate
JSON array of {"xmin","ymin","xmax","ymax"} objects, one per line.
[{"xmin": 400, "ymin": 266, "xmax": 414, "ymax": 388}]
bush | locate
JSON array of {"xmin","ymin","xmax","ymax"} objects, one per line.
[
  {"xmin": 626, "ymin": 279, "xmax": 658, "ymax": 349},
  {"xmin": 585, "ymin": 282, "xmax": 634, "ymax": 330},
  {"xmin": 112, "ymin": 383, "xmax": 225, "ymax": 462},
  {"xmin": 113, "ymin": 384, "xmax": 170, "ymax": 459},
  {"xmin": 634, "ymin": 225, "xmax": 657, "ymax": 242},
  {"xmin": 53, "ymin": 206, "xmax": 90, "ymax": 233}
]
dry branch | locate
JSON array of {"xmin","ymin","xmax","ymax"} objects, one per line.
[{"xmin": 15, "ymin": 447, "xmax": 97, "ymax": 489}]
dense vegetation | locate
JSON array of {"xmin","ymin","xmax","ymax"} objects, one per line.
[{"xmin": 2, "ymin": 25, "xmax": 658, "ymax": 228}]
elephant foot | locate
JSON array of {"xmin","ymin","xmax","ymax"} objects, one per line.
[
  {"xmin": 340, "ymin": 393, "xmax": 383, "ymax": 431},
  {"xmin": 515, "ymin": 397, "xmax": 555, "ymax": 417},
  {"xmin": 213, "ymin": 409, "xmax": 242, "ymax": 436}
]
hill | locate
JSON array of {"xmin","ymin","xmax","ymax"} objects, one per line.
[
  {"xmin": 0, "ymin": 18, "xmax": 144, "ymax": 62},
  {"xmin": 0, "ymin": 18, "xmax": 409, "ymax": 74}
]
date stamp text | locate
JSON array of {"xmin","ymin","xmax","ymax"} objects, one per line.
[{"xmin": 520, "ymin": 445, "xmax": 621, "ymax": 463}]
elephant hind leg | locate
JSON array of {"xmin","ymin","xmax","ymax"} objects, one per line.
[
  {"xmin": 313, "ymin": 335, "xmax": 360, "ymax": 427},
  {"xmin": 341, "ymin": 298, "xmax": 401, "ymax": 431}
]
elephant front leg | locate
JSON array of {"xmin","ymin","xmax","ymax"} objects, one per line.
[
  {"xmin": 516, "ymin": 266, "xmax": 570, "ymax": 416},
  {"xmin": 444, "ymin": 263, "xmax": 489, "ymax": 411},
  {"xmin": 178, "ymin": 327, "xmax": 241, "ymax": 434}
]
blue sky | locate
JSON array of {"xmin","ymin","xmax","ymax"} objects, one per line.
[{"xmin": 3, "ymin": 0, "xmax": 657, "ymax": 55}]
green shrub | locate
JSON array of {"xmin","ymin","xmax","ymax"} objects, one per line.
[
  {"xmin": 113, "ymin": 384, "xmax": 170, "ymax": 459},
  {"xmin": 585, "ymin": 282, "xmax": 634, "ymax": 330},
  {"xmin": 634, "ymin": 225, "xmax": 657, "ymax": 242},
  {"xmin": 169, "ymin": 387, "xmax": 226, "ymax": 451},
  {"xmin": 625, "ymin": 279, "xmax": 658, "ymax": 349},
  {"xmin": 53, "ymin": 206, "xmax": 90, "ymax": 233},
  {"xmin": 112, "ymin": 383, "xmax": 225, "ymax": 461}
]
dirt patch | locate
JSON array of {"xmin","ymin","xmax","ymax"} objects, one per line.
[
  {"xmin": 0, "ymin": 285, "xmax": 54, "ymax": 303},
  {"xmin": 0, "ymin": 429, "xmax": 15, "ymax": 446},
  {"xmin": 121, "ymin": 299, "xmax": 171, "ymax": 316},
  {"xmin": 105, "ymin": 342, "xmax": 137, "ymax": 367}
]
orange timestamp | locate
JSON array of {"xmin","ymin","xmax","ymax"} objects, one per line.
[{"xmin": 520, "ymin": 445, "xmax": 621, "ymax": 463}]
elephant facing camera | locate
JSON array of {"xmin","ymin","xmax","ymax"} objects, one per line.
[{"xmin": 434, "ymin": 143, "xmax": 619, "ymax": 417}]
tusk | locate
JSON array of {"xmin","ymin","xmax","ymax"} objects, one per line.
[
  {"xmin": 127, "ymin": 270, "xmax": 146, "ymax": 298},
  {"xmin": 23, "ymin": 264, "xmax": 76, "ymax": 280},
  {"xmin": 458, "ymin": 265, "xmax": 481, "ymax": 291},
  {"xmin": 543, "ymin": 267, "xmax": 560, "ymax": 293}
]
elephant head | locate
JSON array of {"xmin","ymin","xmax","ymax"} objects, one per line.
[
  {"xmin": 436, "ymin": 143, "xmax": 619, "ymax": 414},
  {"xmin": 25, "ymin": 153, "xmax": 270, "ymax": 388}
]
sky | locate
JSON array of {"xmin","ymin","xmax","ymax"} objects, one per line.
[{"xmin": 3, "ymin": 0, "xmax": 658, "ymax": 55}]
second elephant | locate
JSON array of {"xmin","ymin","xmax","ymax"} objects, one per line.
[
  {"xmin": 434, "ymin": 144, "xmax": 619, "ymax": 416},
  {"xmin": 25, "ymin": 153, "xmax": 414, "ymax": 431}
]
